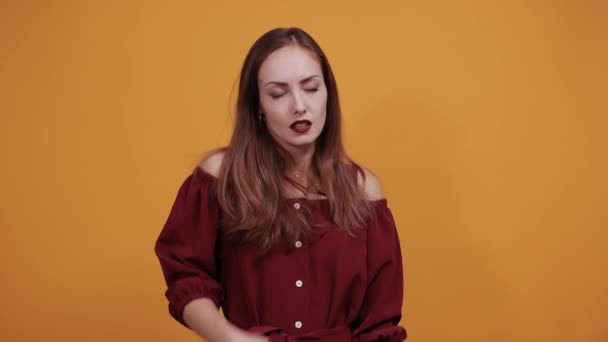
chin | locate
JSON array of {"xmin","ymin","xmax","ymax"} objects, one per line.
[
  {"xmin": 272, "ymin": 129, "xmax": 322, "ymax": 150},
  {"xmin": 284, "ymin": 136, "xmax": 319, "ymax": 149},
  {"xmin": 295, "ymin": 133, "xmax": 322, "ymax": 145}
]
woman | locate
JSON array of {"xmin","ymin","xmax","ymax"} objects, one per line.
[{"xmin": 155, "ymin": 27, "xmax": 407, "ymax": 342}]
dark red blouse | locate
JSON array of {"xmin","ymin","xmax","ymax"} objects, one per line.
[{"xmin": 155, "ymin": 166, "xmax": 407, "ymax": 341}]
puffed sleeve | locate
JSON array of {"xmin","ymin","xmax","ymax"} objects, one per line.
[
  {"xmin": 353, "ymin": 200, "xmax": 407, "ymax": 341},
  {"xmin": 154, "ymin": 167, "xmax": 224, "ymax": 326}
]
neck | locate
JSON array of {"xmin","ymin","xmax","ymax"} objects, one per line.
[{"xmin": 283, "ymin": 143, "xmax": 315, "ymax": 178}]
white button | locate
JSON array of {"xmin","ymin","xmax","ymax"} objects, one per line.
[
  {"xmin": 295, "ymin": 321, "xmax": 302, "ymax": 329},
  {"xmin": 295, "ymin": 241, "xmax": 302, "ymax": 248},
  {"xmin": 296, "ymin": 280, "xmax": 303, "ymax": 287},
  {"xmin": 293, "ymin": 202, "xmax": 301, "ymax": 210}
]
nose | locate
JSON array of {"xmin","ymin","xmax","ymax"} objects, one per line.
[{"xmin": 292, "ymin": 90, "xmax": 307, "ymax": 115}]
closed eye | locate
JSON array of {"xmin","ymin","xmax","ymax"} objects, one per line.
[{"xmin": 305, "ymin": 87, "xmax": 319, "ymax": 93}]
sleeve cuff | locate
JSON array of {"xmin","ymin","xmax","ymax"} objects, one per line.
[{"xmin": 166, "ymin": 277, "xmax": 223, "ymax": 326}]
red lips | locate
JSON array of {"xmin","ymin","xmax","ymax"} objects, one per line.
[{"xmin": 290, "ymin": 120, "xmax": 312, "ymax": 133}]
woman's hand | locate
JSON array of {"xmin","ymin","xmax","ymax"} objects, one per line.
[
  {"xmin": 225, "ymin": 326, "xmax": 269, "ymax": 342},
  {"xmin": 183, "ymin": 298, "xmax": 269, "ymax": 342}
]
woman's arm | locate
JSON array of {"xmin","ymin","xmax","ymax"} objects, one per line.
[
  {"xmin": 184, "ymin": 298, "xmax": 268, "ymax": 342},
  {"xmin": 352, "ymin": 168, "xmax": 407, "ymax": 341}
]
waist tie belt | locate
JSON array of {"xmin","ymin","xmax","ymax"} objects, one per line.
[{"xmin": 249, "ymin": 325, "xmax": 352, "ymax": 342}]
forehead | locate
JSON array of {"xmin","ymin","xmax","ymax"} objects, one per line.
[{"xmin": 258, "ymin": 45, "xmax": 323, "ymax": 83}]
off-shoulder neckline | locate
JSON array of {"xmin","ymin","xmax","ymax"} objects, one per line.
[{"xmin": 192, "ymin": 166, "xmax": 388, "ymax": 205}]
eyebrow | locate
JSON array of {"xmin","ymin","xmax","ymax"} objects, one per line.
[{"xmin": 263, "ymin": 75, "xmax": 321, "ymax": 88}]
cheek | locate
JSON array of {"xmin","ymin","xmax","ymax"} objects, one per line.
[
  {"xmin": 317, "ymin": 89, "xmax": 328, "ymax": 111},
  {"xmin": 315, "ymin": 93, "xmax": 328, "ymax": 119},
  {"xmin": 261, "ymin": 100, "xmax": 287, "ymax": 121},
  {"xmin": 263, "ymin": 107, "xmax": 291, "ymax": 136}
]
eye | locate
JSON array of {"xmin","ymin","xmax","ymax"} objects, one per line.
[
  {"xmin": 305, "ymin": 87, "xmax": 319, "ymax": 93},
  {"xmin": 270, "ymin": 93, "xmax": 285, "ymax": 99}
]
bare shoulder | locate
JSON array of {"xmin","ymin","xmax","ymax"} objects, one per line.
[
  {"xmin": 198, "ymin": 148, "xmax": 226, "ymax": 178},
  {"xmin": 355, "ymin": 165, "xmax": 385, "ymax": 201}
]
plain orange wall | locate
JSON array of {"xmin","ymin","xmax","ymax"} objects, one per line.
[{"xmin": 1, "ymin": 1, "xmax": 606, "ymax": 341}]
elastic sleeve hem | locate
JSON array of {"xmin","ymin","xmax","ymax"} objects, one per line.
[{"xmin": 166, "ymin": 277, "xmax": 223, "ymax": 327}]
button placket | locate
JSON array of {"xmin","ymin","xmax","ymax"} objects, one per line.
[{"xmin": 292, "ymin": 201, "xmax": 307, "ymax": 332}]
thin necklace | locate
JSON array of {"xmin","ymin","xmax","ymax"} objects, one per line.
[{"xmin": 289, "ymin": 171, "xmax": 321, "ymax": 194}]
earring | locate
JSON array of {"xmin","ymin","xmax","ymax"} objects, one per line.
[{"xmin": 258, "ymin": 113, "xmax": 266, "ymax": 123}]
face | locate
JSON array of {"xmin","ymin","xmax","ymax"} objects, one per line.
[{"xmin": 257, "ymin": 45, "xmax": 328, "ymax": 153}]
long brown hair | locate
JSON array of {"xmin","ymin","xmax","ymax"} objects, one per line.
[{"xmin": 210, "ymin": 27, "xmax": 374, "ymax": 252}]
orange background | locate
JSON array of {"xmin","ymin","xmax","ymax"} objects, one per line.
[{"xmin": 1, "ymin": 1, "xmax": 606, "ymax": 341}]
